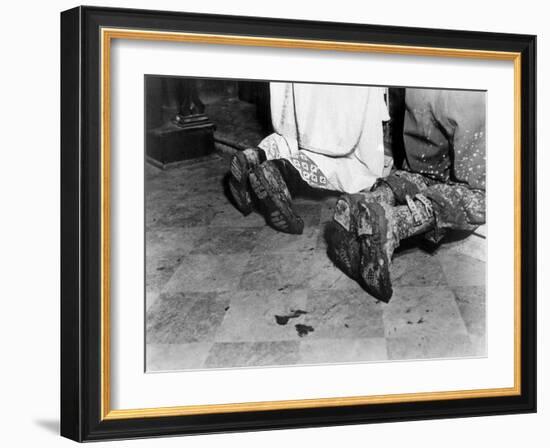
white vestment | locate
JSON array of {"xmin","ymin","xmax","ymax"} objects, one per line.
[{"xmin": 258, "ymin": 82, "xmax": 390, "ymax": 193}]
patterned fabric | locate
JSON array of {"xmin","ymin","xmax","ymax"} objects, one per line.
[
  {"xmin": 259, "ymin": 133, "xmax": 284, "ymax": 160},
  {"xmin": 242, "ymin": 148, "xmax": 263, "ymax": 167},
  {"xmin": 325, "ymin": 222, "xmax": 362, "ymax": 281},
  {"xmin": 288, "ymin": 152, "xmax": 329, "ymax": 189},
  {"xmin": 393, "ymin": 201, "xmax": 435, "ymax": 243},
  {"xmin": 379, "ymin": 170, "xmax": 485, "ymax": 244},
  {"xmin": 423, "ymin": 184, "xmax": 485, "ymax": 234},
  {"xmin": 249, "ymin": 161, "xmax": 304, "ymax": 235},
  {"xmin": 259, "ymin": 132, "xmax": 388, "ymax": 193},
  {"xmin": 259, "ymin": 133, "xmax": 334, "ymax": 191},
  {"xmin": 378, "ymin": 170, "xmax": 427, "ymax": 204},
  {"xmin": 402, "ymin": 89, "xmax": 486, "ymax": 190},
  {"xmin": 260, "ymin": 82, "xmax": 390, "ymax": 194},
  {"xmin": 356, "ymin": 202, "xmax": 399, "ymax": 302},
  {"xmin": 331, "ymin": 188, "xmax": 437, "ymax": 302},
  {"xmin": 328, "ymin": 89, "xmax": 486, "ymax": 301}
]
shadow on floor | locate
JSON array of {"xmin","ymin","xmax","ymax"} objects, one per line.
[{"xmin": 33, "ymin": 419, "xmax": 59, "ymax": 435}]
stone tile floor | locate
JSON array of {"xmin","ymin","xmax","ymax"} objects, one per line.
[{"xmin": 145, "ymin": 150, "xmax": 487, "ymax": 372}]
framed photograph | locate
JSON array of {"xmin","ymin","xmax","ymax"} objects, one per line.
[{"xmin": 60, "ymin": 6, "xmax": 536, "ymax": 442}]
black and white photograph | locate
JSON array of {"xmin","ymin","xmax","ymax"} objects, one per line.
[
  {"xmin": 0, "ymin": 0, "xmax": 543, "ymax": 444},
  {"xmin": 144, "ymin": 77, "xmax": 487, "ymax": 372}
]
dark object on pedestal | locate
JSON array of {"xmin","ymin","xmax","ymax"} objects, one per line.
[
  {"xmin": 386, "ymin": 88, "xmax": 406, "ymax": 169},
  {"xmin": 146, "ymin": 76, "xmax": 215, "ymax": 167},
  {"xmin": 238, "ymin": 81, "xmax": 272, "ymax": 133}
]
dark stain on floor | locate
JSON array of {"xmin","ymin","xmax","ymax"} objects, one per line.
[
  {"xmin": 295, "ymin": 324, "xmax": 315, "ymax": 337},
  {"xmin": 274, "ymin": 309, "xmax": 308, "ymax": 325}
]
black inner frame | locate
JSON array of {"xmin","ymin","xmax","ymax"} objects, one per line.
[{"xmin": 60, "ymin": 6, "xmax": 536, "ymax": 442}]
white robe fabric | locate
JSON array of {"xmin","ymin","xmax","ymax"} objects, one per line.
[{"xmin": 258, "ymin": 82, "xmax": 390, "ymax": 193}]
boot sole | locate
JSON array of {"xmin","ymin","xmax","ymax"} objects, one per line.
[
  {"xmin": 229, "ymin": 152, "xmax": 254, "ymax": 215},
  {"xmin": 249, "ymin": 168, "xmax": 303, "ymax": 235},
  {"xmin": 228, "ymin": 177, "xmax": 253, "ymax": 215},
  {"xmin": 230, "ymin": 152, "xmax": 249, "ymax": 183}
]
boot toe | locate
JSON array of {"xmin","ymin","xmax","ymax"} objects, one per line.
[
  {"xmin": 357, "ymin": 203, "xmax": 394, "ymax": 302},
  {"xmin": 326, "ymin": 222, "xmax": 361, "ymax": 279},
  {"xmin": 359, "ymin": 247, "xmax": 393, "ymax": 302}
]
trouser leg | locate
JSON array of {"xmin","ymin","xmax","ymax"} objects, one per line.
[
  {"xmin": 421, "ymin": 182, "xmax": 485, "ymax": 243},
  {"xmin": 375, "ymin": 170, "xmax": 485, "ymax": 243},
  {"xmin": 333, "ymin": 182, "xmax": 395, "ymax": 232}
]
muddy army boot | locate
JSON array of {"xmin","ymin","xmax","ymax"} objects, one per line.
[
  {"xmin": 357, "ymin": 195, "xmax": 435, "ymax": 302},
  {"xmin": 228, "ymin": 147, "xmax": 266, "ymax": 215},
  {"xmin": 328, "ymin": 183, "xmax": 396, "ymax": 282},
  {"xmin": 249, "ymin": 159, "xmax": 304, "ymax": 234},
  {"xmin": 325, "ymin": 221, "xmax": 362, "ymax": 280},
  {"xmin": 333, "ymin": 183, "xmax": 396, "ymax": 232}
]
